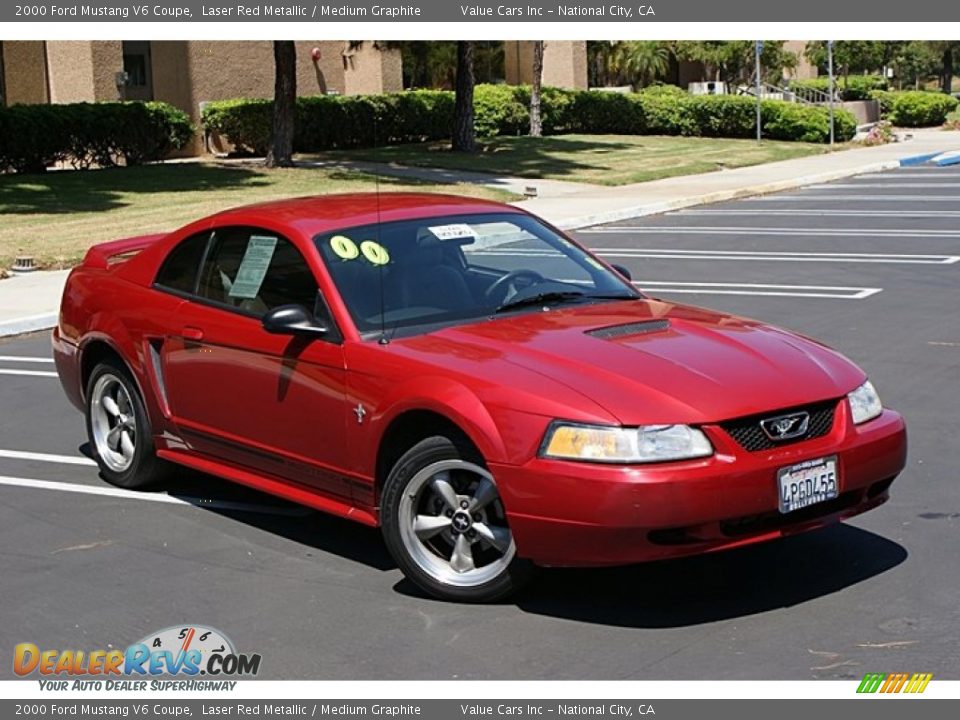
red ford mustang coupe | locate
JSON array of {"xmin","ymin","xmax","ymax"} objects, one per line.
[{"xmin": 53, "ymin": 193, "xmax": 907, "ymax": 601}]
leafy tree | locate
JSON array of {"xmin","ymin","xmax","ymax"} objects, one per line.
[
  {"xmin": 893, "ymin": 41, "xmax": 941, "ymax": 89},
  {"xmin": 673, "ymin": 41, "xmax": 797, "ymax": 85},
  {"xmin": 530, "ymin": 41, "xmax": 544, "ymax": 137},
  {"xmin": 265, "ymin": 41, "xmax": 296, "ymax": 168}
]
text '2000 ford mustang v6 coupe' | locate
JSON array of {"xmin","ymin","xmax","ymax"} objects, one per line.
[{"xmin": 53, "ymin": 193, "xmax": 907, "ymax": 601}]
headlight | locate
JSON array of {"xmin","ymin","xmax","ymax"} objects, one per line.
[
  {"xmin": 541, "ymin": 422, "xmax": 713, "ymax": 464},
  {"xmin": 848, "ymin": 380, "xmax": 883, "ymax": 425}
]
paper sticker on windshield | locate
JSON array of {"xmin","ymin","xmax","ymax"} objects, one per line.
[
  {"xmin": 360, "ymin": 240, "xmax": 390, "ymax": 266},
  {"xmin": 228, "ymin": 235, "xmax": 277, "ymax": 299},
  {"xmin": 427, "ymin": 224, "xmax": 478, "ymax": 242},
  {"xmin": 330, "ymin": 235, "xmax": 359, "ymax": 260}
]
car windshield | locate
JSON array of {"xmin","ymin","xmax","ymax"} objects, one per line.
[{"xmin": 313, "ymin": 212, "xmax": 640, "ymax": 336}]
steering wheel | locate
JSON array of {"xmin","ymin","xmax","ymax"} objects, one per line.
[{"xmin": 484, "ymin": 269, "xmax": 545, "ymax": 305}]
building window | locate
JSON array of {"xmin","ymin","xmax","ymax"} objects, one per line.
[
  {"xmin": 123, "ymin": 53, "xmax": 148, "ymax": 87},
  {"xmin": 120, "ymin": 41, "xmax": 153, "ymax": 101}
]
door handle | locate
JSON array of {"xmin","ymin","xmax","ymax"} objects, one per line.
[{"xmin": 181, "ymin": 326, "xmax": 204, "ymax": 341}]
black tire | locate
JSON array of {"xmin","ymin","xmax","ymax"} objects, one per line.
[
  {"xmin": 381, "ymin": 435, "xmax": 534, "ymax": 602},
  {"xmin": 85, "ymin": 359, "xmax": 170, "ymax": 489}
]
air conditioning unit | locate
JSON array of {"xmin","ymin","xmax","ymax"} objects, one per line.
[{"xmin": 688, "ymin": 81, "xmax": 727, "ymax": 96}]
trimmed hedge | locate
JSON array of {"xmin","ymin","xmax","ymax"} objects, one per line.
[
  {"xmin": 202, "ymin": 84, "xmax": 858, "ymax": 154},
  {"xmin": 791, "ymin": 75, "xmax": 889, "ymax": 101},
  {"xmin": 0, "ymin": 101, "xmax": 194, "ymax": 173},
  {"xmin": 888, "ymin": 91, "xmax": 958, "ymax": 127},
  {"xmin": 868, "ymin": 89, "xmax": 958, "ymax": 126}
]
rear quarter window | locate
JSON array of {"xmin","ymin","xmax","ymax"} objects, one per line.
[{"xmin": 154, "ymin": 232, "xmax": 211, "ymax": 293}]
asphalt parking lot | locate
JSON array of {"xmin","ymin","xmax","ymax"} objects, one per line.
[{"xmin": 1, "ymin": 164, "xmax": 958, "ymax": 680}]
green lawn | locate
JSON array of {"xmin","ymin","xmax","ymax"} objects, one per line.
[
  {"xmin": 311, "ymin": 134, "xmax": 838, "ymax": 186},
  {"xmin": 0, "ymin": 161, "xmax": 516, "ymax": 269}
]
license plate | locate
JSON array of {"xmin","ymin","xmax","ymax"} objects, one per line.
[{"xmin": 777, "ymin": 456, "xmax": 839, "ymax": 514}]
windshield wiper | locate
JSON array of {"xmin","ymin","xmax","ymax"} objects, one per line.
[
  {"xmin": 494, "ymin": 291, "xmax": 588, "ymax": 314},
  {"xmin": 495, "ymin": 290, "xmax": 641, "ymax": 315}
]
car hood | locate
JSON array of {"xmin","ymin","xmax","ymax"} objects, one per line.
[{"xmin": 403, "ymin": 299, "xmax": 865, "ymax": 425}]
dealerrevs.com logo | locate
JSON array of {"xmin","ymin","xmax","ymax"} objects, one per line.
[{"xmin": 14, "ymin": 625, "xmax": 261, "ymax": 691}]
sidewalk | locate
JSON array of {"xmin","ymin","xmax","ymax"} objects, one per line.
[{"xmin": 2, "ymin": 128, "xmax": 959, "ymax": 338}]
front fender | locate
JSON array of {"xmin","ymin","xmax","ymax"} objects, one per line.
[{"xmin": 362, "ymin": 374, "xmax": 508, "ymax": 477}]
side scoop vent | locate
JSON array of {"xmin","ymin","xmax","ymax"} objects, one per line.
[{"xmin": 586, "ymin": 319, "xmax": 670, "ymax": 340}]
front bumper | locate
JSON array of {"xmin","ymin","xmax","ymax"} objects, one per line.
[{"xmin": 492, "ymin": 402, "xmax": 907, "ymax": 566}]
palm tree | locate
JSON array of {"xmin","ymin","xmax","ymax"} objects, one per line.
[
  {"xmin": 612, "ymin": 41, "xmax": 671, "ymax": 88},
  {"xmin": 265, "ymin": 41, "xmax": 296, "ymax": 168}
]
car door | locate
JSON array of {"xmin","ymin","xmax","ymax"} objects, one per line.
[{"xmin": 157, "ymin": 225, "xmax": 354, "ymax": 500}]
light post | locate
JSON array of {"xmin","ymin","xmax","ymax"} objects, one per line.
[{"xmin": 755, "ymin": 40, "xmax": 763, "ymax": 143}]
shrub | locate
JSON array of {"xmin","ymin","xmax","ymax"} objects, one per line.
[
  {"xmin": 638, "ymin": 84, "xmax": 690, "ymax": 98},
  {"xmin": 201, "ymin": 98, "xmax": 272, "ymax": 154},
  {"xmin": 762, "ymin": 101, "xmax": 856, "ymax": 143},
  {"xmin": 869, "ymin": 89, "xmax": 898, "ymax": 115},
  {"xmin": 791, "ymin": 75, "xmax": 888, "ymax": 101},
  {"xmin": 888, "ymin": 91, "xmax": 959, "ymax": 127},
  {"xmin": 473, "ymin": 84, "xmax": 528, "ymax": 137},
  {"xmin": 0, "ymin": 101, "xmax": 194, "ymax": 174},
  {"xmin": 686, "ymin": 95, "xmax": 758, "ymax": 138},
  {"xmin": 202, "ymin": 84, "xmax": 857, "ymax": 153}
]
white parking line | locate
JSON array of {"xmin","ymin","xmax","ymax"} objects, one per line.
[
  {"xmin": 0, "ymin": 356, "xmax": 54, "ymax": 363},
  {"xmin": 595, "ymin": 249, "xmax": 960, "ymax": 265},
  {"xmin": 634, "ymin": 281, "xmax": 881, "ymax": 300},
  {"xmin": 0, "ymin": 448, "xmax": 96, "ymax": 466},
  {"xmin": 582, "ymin": 226, "xmax": 960, "ymax": 237},
  {"xmin": 0, "ymin": 474, "xmax": 312, "ymax": 517},
  {"xmin": 674, "ymin": 209, "xmax": 960, "ymax": 218},
  {"xmin": 472, "ymin": 244, "xmax": 960, "ymax": 264},
  {"xmin": 0, "ymin": 369, "xmax": 58, "ymax": 378},
  {"xmin": 807, "ymin": 183, "xmax": 960, "ymax": 189},
  {"xmin": 753, "ymin": 195, "xmax": 960, "ymax": 202}
]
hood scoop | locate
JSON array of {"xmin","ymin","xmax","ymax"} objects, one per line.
[{"xmin": 587, "ymin": 319, "xmax": 671, "ymax": 340}]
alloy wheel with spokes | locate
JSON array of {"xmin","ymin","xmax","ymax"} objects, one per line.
[
  {"xmin": 382, "ymin": 436, "xmax": 532, "ymax": 602},
  {"xmin": 90, "ymin": 373, "xmax": 138, "ymax": 473},
  {"xmin": 399, "ymin": 459, "xmax": 515, "ymax": 587},
  {"xmin": 84, "ymin": 359, "xmax": 169, "ymax": 489}
]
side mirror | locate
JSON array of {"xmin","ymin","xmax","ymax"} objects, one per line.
[
  {"xmin": 262, "ymin": 304, "xmax": 328, "ymax": 338},
  {"xmin": 611, "ymin": 263, "xmax": 632, "ymax": 281}
]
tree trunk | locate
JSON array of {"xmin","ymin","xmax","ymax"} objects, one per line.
[
  {"xmin": 530, "ymin": 41, "xmax": 545, "ymax": 138},
  {"xmin": 452, "ymin": 41, "xmax": 476, "ymax": 153},
  {"xmin": 265, "ymin": 41, "xmax": 296, "ymax": 168},
  {"xmin": 941, "ymin": 46, "xmax": 954, "ymax": 94}
]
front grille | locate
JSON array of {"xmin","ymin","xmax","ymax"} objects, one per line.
[{"xmin": 720, "ymin": 399, "xmax": 838, "ymax": 452}]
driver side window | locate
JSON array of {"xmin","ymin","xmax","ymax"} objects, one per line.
[{"xmin": 196, "ymin": 227, "xmax": 319, "ymax": 318}]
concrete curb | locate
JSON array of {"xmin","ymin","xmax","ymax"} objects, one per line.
[
  {"xmin": 898, "ymin": 152, "xmax": 943, "ymax": 167},
  {"xmin": 0, "ymin": 313, "xmax": 58, "ymax": 339},
  {"xmin": 545, "ymin": 159, "xmax": 904, "ymax": 230}
]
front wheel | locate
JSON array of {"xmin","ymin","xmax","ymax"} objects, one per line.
[{"xmin": 381, "ymin": 436, "xmax": 533, "ymax": 602}]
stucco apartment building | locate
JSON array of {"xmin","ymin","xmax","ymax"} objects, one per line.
[
  {"xmin": 0, "ymin": 40, "xmax": 814, "ymax": 154},
  {"xmin": 0, "ymin": 40, "xmax": 591, "ymax": 154}
]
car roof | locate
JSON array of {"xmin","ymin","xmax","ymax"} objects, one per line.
[{"xmin": 207, "ymin": 192, "xmax": 526, "ymax": 238}]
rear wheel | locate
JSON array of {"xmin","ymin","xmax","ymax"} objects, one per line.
[
  {"xmin": 85, "ymin": 360, "xmax": 169, "ymax": 489},
  {"xmin": 381, "ymin": 436, "xmax": 533, "ymax": 602}
]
